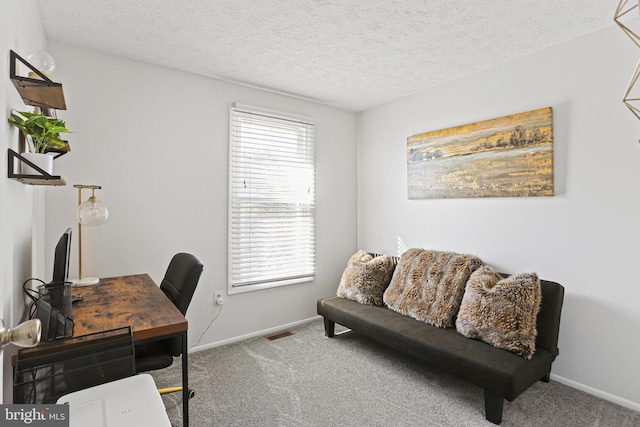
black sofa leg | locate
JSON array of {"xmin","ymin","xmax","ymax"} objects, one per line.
[
  {"xmin": 323, "ymin": 318, "xmax": 335, "ymax": 338},
  {"xmin": 484, "ymin": 389, "xmax": 504, "ymax": 425},
  {"xmin": 540, "ymin": 374, "xmax": 551, "ymax": 383}
]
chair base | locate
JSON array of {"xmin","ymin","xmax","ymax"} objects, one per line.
[{"xmin": 158, "ymin": 386, "xmax": 195, "ymax": 399}]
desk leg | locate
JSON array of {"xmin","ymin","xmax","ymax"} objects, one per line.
[{"xmin": 182, "ymin": 331, "xmax": 189, "ymax": 427}]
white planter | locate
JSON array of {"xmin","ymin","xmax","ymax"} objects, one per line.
[{"xmin": 21, "ymin": 152, "xmax": 54, "ymax": 176}]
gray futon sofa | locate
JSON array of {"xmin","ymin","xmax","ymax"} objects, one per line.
[{"xmin": 317, "ymin": 249, "xmax": 564, "ymax": 425}]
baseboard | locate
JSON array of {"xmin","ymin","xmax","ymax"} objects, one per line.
[
  {"xmin": 189, "ymin": 315, "xmax": 321, "ymax": 353},
  {"xmin": 550, "ymin": 374, "xmax": 640, "ymax": 412}
]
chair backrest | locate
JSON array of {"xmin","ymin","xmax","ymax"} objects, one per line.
[
  {"xmin": 160, "ymin": 253, "xmax": 204, "ymax": 315},
  {"xmin": 159, "ymin": 253, "xmax": 203, "ymax": 357}
]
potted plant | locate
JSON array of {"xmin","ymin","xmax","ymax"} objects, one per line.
[{"xmin": 7, "ymin": 110, "xmax": 71, "ymax": 175}]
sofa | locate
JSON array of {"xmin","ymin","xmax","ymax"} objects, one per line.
[{"xmin": 317, "ymin": 249, "xmax": 564, "ymax": 425}]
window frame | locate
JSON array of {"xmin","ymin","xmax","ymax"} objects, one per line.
[{"xmin": 227, "ymin": 103, "xmax": 316, "ymax": 295}]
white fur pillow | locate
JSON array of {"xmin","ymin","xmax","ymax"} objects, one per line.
[
  {"xmin": 456, "ymin": 265, "xmax": 541, "ymax": 359},
  {"xmin": 337, "ymin": 251, "xmax": 396, "ymax": 306}
]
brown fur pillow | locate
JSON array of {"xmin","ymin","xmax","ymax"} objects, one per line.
[
  {"xmin": 383, "ymin": 248, "xmax": 483, "ymax": 328},
  {"xmin": 456, "ymin": 265, "xmax": 541, "ymax": 359},
  {"xmin": 337, "ymin": 251, "xmax": 396, "ymax": 306}
]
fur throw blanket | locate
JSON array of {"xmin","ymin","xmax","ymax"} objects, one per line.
[{"xmin": 383, "ymin": 248, "xmax": 483, "ymax": 328}]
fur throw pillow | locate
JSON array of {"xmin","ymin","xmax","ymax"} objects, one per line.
[
  {"xmin": 337, "ymin": 251, "xmax": 396, "ymax": 306},
  {"xmin": 383, "ymin": 248, "xmax": 483, "ymax": 328},
  {"xmin": 456, "ymin": 265, "xmax": 541, "ymax": 359}
]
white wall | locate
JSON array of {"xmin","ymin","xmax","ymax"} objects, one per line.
[
  {"xmin": 1, "ymin": 0, "xmax": 49, "ymax": 403},
  {"xmin": 43, "ymin": 43, "xmax": 358, "ymax": 349},
  {"xmin": 357, "ymin": 25, "xmax": 640, "ymax": 409}
]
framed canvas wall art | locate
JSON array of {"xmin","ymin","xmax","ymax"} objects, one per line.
[{"xmin": 407, "ymin": 107, "xmax": 554, "ymax": 199}]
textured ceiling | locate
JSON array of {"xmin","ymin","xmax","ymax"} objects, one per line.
[{"xmin": 34, "ymin": 1, "xmax": 616, "ymax": 112}]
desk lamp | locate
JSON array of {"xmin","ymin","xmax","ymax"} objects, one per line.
[
  {"xmin": 72, "ymin": 184, "xmax": 109, "ymax": 286},
  {"xmin": 0, "ymin": 318, "xmax": 41, "ymax": 350}
]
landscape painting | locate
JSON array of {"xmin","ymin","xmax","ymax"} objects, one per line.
[{"xmin": 407, "ymin": 107, "xmax": 554, "ymax": 199}]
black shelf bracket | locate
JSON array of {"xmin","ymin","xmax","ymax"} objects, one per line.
[
  {"xmin": 7, "ymin": 149, "xmax": 66, "ymax": 186},
  {"xmin": 44, "ymin": 143, "xmax": 70, "ymax": 160},
  {"xmin": 9, "ymin": 50, "xmax": 67, "ymax": 110}
]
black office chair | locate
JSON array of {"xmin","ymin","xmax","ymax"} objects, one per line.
[{"xmin": 134, "ymin": 253, "xmax": 203, "ymax": 393}]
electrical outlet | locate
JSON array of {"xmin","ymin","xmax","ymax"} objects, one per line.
[{"xmin": 214, "ymin": 290, "xmax": 225, "ymax": 306}]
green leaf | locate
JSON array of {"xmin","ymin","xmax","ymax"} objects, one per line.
[
  {"xmin": 7, "ymin": 110, "xmax": 73, "ymax": 153},
  {"xmin": 48, "ymin": 125, "xmax": 72, "ymax": 133}
]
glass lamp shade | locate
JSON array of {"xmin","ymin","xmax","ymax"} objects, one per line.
[
  {"xmin": 27, "ymin": 51, "xmax": 56, "ymax": 74},
  {"xmin": 77, "ymin": 196, "xmax": 109, "ymax": 226}
]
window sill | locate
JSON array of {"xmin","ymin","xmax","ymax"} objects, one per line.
[{"xmin": 228, "ymin": 276, "xmax": 314, "ymax": 295}]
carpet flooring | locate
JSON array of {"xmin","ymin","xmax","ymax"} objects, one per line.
[{"xmin": 151, "ymin": 320, "xmax": 639, "ymax": 427}]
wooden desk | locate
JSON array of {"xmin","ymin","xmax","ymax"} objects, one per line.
[
  {"xmin": 72, "ymin": 274, "xmax": 187, "ymax": 341},
  {"xmin": 17, "ymin": 274, "xmax": 191, "ymax": 427}
]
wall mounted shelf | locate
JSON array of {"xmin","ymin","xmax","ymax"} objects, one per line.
[
  {"xmin": 8, "ymin": 49, "xmax": 70, "ymax": 185},
  {"xmin": 9, "ymin": 50, "xmax": 66, "ymax": 110},
  {"xmin": 7, "ymin": 149, "xmax": 66, "ymax": 186}
]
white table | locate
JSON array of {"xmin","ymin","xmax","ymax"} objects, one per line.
[{"xmin": 56, "ymin": 374, "xmax": 171, "ymax": 427}]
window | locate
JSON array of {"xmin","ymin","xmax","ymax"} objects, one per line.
[{"xmin": 228, "ymin": 103, "xmax": 315, "ymax": 294}]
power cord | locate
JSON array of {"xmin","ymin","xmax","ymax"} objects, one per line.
[
  {"xmin": 23, "ymin": 278, "xmax": 46, "ymax": 319},
  {"xmin": 193, "ymin": 305, "xmax": 223, "ymax": 348}
]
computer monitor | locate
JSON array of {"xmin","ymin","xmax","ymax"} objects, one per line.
[{"xmin": 51, "ymin": 228, "xmax": 72, "ymax": 285}]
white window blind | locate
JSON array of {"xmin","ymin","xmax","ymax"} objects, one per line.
[{"xmin": 229, "ymin": 104, "xmax": 315, "ymax": 293}]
